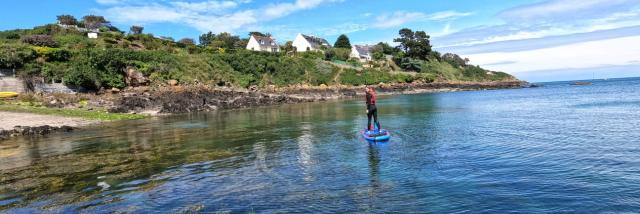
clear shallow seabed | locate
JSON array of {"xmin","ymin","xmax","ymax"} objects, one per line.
[{"xmin": 1, "ymin": 78, "xmax": 640, "ymax": 213}]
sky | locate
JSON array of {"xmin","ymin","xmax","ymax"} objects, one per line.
[{"xmin": 1, "ymin": 0, "xmax": 639, "ymax": 82}]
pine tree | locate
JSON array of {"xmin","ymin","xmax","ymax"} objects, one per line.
[{"xmin": 334, "ymin": 34, "xmax": 352, "ymax": 48}]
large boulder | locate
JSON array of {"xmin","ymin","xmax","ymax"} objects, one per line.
[{"xmin": 124, "ymin": 66, "xmax": 149, "ymax": 87}]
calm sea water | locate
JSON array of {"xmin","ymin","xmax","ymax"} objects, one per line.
[{"xmin": 2, "ymin": 78, "xmax": 640, "ymax": 213}]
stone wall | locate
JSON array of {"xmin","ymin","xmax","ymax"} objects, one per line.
[
  {"xmin": 0, "ymin": 70, "xmax": 77, "ymax": 93},
  {"xmin": 0, "ymin": 69, "xmax": 23, "ymax": 93}
]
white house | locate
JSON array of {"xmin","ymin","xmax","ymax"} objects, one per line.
[
  {"xmin": 292, "ymin": 33, "xmax": 330, "ymax": 52},
  {"xmin": 87, "ymin": 32, "xmax": 98, "ymax": 39},
  {"xmin": 246, "ymin": 35, "xmax": 279, "ymax": 52},
  {"xmin": 350, "ymin": 45, "xmax": 375, "ymax": 62}
]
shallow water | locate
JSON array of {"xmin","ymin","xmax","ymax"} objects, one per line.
[{"xmin": 2, "ymin": 78, "xmax": 640, "ymax": 213}]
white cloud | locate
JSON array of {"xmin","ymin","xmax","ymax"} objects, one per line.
[
  {"xmin": 428, "ymin": 11, "xmax": 474, "ymax": 21},
  {"xmin": 373, "ymin": 10, "xmax": 473, "ymax": 29},
  {"xmin": 318, "ymin": 23, "xmax": 369, "ymax": 36},
  {"xmin": 436, "ymin": 7, "xmax": 640, "ymax": 48},
  {"xmin": 97, "ymin": 0, "xmax": 342, "ymax": 33},
  {"xmin": 170, "ymin": 1, "xmax": 240, "ymax": 13},
  {"xmin": 464, "ymin": 35, "xmax": 640, "ymax": 73},
  {"xmin": 105, "ymin": 5, "xmax": 187, "ymax": 23},
  {"xmin": 499, "ymin": 0, "xmax": 638, "ymax": 22}
]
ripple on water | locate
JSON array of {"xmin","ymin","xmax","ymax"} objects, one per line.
[{"xmin": 3, "ymin": 78, "xmax": 640, "ymax": 213}]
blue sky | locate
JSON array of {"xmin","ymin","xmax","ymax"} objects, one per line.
[{"xmin": 1, "ymin": 0, "xmax": 640, "ymax": 82}]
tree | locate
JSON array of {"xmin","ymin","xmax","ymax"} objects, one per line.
[
  {"xmin": 130, "ymin": 25, "xmax": 144, "ymax": 35},
  {"xmin": 82, "ymin": 15, "xmax": 107, "ymax": 29},
  {"xmin": 199, "ymin": 31, "xmax": 215, "ymax": 46},
  {"xmin": 248, "ymin": 32, "xmax": 271, "ymax": 37},
  {"xmin": 200, "ymin": 32, "xmax": 240, "ymax": 50},
  {"xmin": 234, "ymin": 39, "xmax": 248, "ymax": 49},
  {"xmin": 377, "ymin": 42, "xmax": 398, "ymax": 55},
  {"xmin": 56, "ymin": 15, "xmax": 78, "ymax": 26},
  {"xmin": 393, "ymin": 28, "xmax": 432, "ymax": 60},
  {"xmin": 334, "ymin": 34, "xmax": 352, "ymax": 49},
  {"xmin": 281, "ymin": 41, "xmax": 295, "ymax": 53},
  {"xmin": 0, "ymin": 43, "xmax": 36, "ymax": 71}
]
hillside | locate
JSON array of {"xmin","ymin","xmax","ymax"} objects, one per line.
[{"xmin": 0, "ymin": 15, "xmax": 518, "ymax": 92}]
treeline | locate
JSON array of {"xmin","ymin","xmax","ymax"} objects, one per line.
[{"xmin": 0, "ymin": 14, "xmax": 514, "ymax": 91}]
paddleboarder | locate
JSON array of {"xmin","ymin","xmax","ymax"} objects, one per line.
[{"xmin": 365, "ymin": 86, "xmax": 381, "ymax": 131}]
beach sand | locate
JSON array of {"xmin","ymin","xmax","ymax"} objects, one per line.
[{"xmin": 0, "ymin": 111, "xmax": 95, "ymax": 130}]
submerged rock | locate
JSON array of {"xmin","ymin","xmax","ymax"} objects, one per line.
[{"xmin": 0, "ymin": 125, "xmax": 75, "ymax": 141}]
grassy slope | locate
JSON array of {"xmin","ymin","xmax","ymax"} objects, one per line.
[{"xmin": 0, "ymin": 24, "xmax": 517, "ymax": 91}]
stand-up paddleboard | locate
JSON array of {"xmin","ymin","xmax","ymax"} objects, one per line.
[{"xmin": 362, "ymin": 129, "xmax": 390, "ymax": 142}]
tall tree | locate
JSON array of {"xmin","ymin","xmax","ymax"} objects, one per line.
[
  {"xmin": 334, "ymin": 34, "xmax": 352, "ymax": 49},
  {"xmin": 248, "ymin": 32, "xmax": 271, "ymax": 37},
  {"xmin": 130, "ymin": 25, "xmax": 144, "ymax": 35},
  {"xmin": 199, "ymin": 31, "xmax": 215, "ymax": 46},
  {"xmin": 211, "ymin": 32, "xmax": 240, "ymax": 50},
  {"xmin": 56, "ymin": 15, "xmax": 78, "ymax": 26},
  {"xmin": 82, "ymin": 15, "xmax": 107, "ymax": 29},
  {"xmin": 393, "ymin": 28, "xmax": 432, "ymax": 60},
  {"xmin": 281, "ymin": 41, "xmax": 294, "ymax": 53}
]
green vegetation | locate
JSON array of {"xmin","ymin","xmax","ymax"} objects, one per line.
[
  {"xmin": 0, "ymin": 104, "xmax": 146, "ymax": 120},
  {"xmin": 334, "ymin": 34, "xmax": 352, "ymax": 49},
  {"xmin": 0, "ymin": 15, "xmax": 516, "ymax": 92}
]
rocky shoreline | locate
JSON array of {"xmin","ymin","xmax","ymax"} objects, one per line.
[
  {"xmin": 0, "ymin": 80, "xmax": 526, "ymax": 141},
  {"xmin": 0, "ymin": 125, "xmax": 75, "ymax": 140},
  {"xmin": 109, "ymin": 80, "xmax": 528, "ymax": 114}
]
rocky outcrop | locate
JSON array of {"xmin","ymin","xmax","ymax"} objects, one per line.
[
  {"xmin": 109, "ymin": 87, "xmax": 315, "ymax": 114},
  {"xmin": 109, "ymin": 81, "xmax": 526, "ymax": 114},
  {"xmin": 0, "ymin": 125, "xmax": 75, "ymax": 140},
  {"xmin": 124, "ymin": 66, "xmax": 150, "ymax": 87}
]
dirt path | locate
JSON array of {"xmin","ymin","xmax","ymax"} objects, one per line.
[{"xmin": 0, "ymin": 111, "xmax": 96, "ymax": 130}]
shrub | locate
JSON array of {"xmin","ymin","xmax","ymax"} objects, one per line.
[
  {"xmin": 3, "ymin": 32, "xmax": 20, "ymax": 40},
  {"xmin": 32, "ymin": 47, "xmax": 71, "ymax": 62},
  {"xmin": 55, "ymin": 34, "xmax": 93, "ymax": 49},
  {"xmin": 0, "ymin": 43, "xmax": 36, "ymax": 69},
  {"xmin": 21, "ymin": 35, "xmax": 58, "ymax": 47},
  {"xmin": 65, "ymin": 48, "xmax": 179, "ymax": 89},
  {"xmin": 421, "ymin": 60, "xmax": 462, "ymax": 81}
]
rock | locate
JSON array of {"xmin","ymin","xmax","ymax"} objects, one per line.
[
  {"xmin": 249, "ymin": 85, "xmax": 258, "ymax": 91},
  {"xmin": 168, "ymin": 79, "xmax": 178, "ymax": 86},
  {"xmin": 111, "ymin": 88, "xmax": 120, "ymax": 93},
  {"xmin": 124, "ymin": 66, "xmax": 150, "ymax": 87},
  {"xmin": 319, "ymin": 84, "xmax": 327, "ymax": 89}
]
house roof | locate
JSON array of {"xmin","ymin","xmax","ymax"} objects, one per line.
[
  {"xmin": 353, "ymin": 45, "xmax": 375, "ymax": 56},
  {"xmin": 301, "ymin": 34, "xmax": 330, "ymax": 48},
  {"xmin": 252, "ymin": 35, "xmax": 278, "ymax": 49}
]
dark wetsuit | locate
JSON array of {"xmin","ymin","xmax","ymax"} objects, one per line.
[{"xmin": 366, "ymin": 91, "xmax": 380, "ymax": 130}]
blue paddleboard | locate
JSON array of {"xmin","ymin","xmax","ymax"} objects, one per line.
[{"xmin": 362, "ymin": 129, "xmax": 390, "ymax": 141}]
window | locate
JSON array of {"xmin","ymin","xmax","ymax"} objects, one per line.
[{"xmin": 260, "ymin": 40, "xmax": 264, "ymax": 45}]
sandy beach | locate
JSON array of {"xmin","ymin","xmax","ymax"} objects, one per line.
[{"xmin": 0, "ymin": 111, "xmax": 95, "ymax": 130}]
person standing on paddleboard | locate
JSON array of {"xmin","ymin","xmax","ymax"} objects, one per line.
[{"xmin": 365, "ymin": 87, "xmax": 381, "ymax": 131}]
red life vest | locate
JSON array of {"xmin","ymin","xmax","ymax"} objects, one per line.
[{"xmin": 366, "ymin": 90, "xmax": 376, "ymax": 105}]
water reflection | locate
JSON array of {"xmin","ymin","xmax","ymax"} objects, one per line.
[
  {"xmin": 297, "ymin": 123, "xmax": 315, "ymax": 182},
  {"xmin": 363, "ymin": 142, "xmax": 385, "ymax": 213}
]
